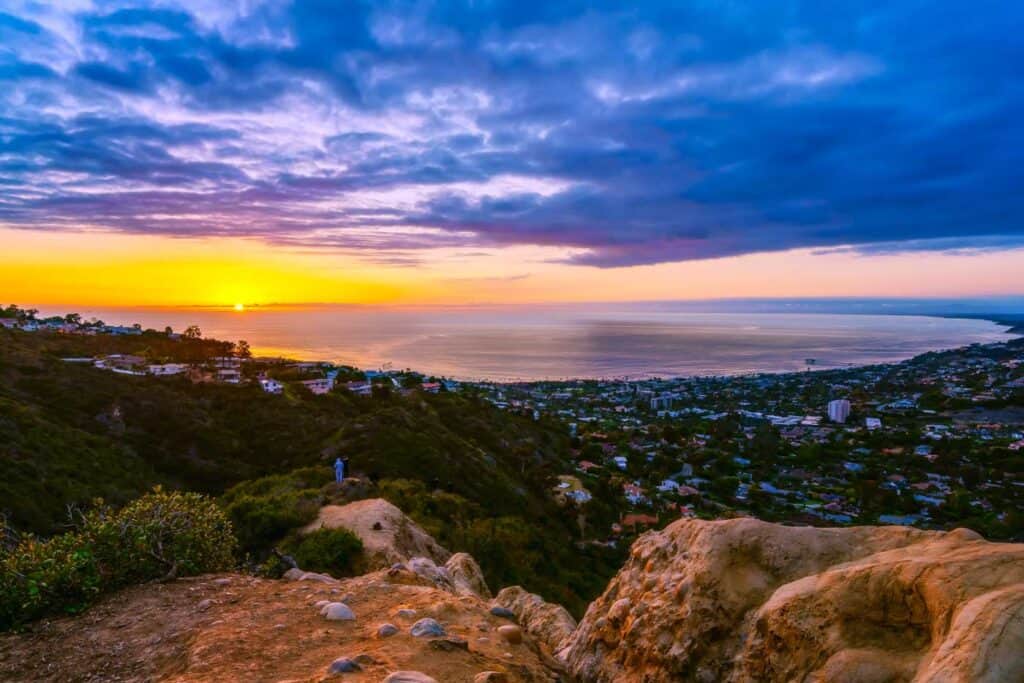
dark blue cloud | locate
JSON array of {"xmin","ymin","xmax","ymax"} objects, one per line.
[{"xmin": 1, "ymin": 1, "xmax": 1023, "ymax": 265}]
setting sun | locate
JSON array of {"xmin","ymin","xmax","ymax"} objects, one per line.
[{"xmin": 233, "ymin": 303, "xmax": 245, "ymax": 312}]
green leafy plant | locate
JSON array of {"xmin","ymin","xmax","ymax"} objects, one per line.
[
  {"xmin": 284, "ymin": 527, "xmax": 363, "ymax": 576},
  {"xmin": 0, "ymin": 489, "xmax": 236, "ymax": 630}
]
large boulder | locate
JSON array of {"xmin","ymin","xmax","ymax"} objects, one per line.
[
  {"xmin": 493, "ymin": 586, "xmax": 576, "ymax": 653},
  {"xmin": 559, "ymin": 518, "xmax": 1024, "ymax": 682},
  {"xmin": 300, "ymin": 498, "xmax": 450, "ymax": 569}
]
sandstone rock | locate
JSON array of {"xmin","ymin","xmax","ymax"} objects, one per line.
[
  {"xmin": 382, "ymin": 672, "xmax": 438, "ymax": 683},
  {"xmin": 409, "ymin": 618, "xmax": 446, "ymax": 638},
  {"xmin": 560, "ymin": 518, "xmax": 1024, "ymax": 683},
  {"xmin": 497, "ymin": 624, "xmax": 522, "ymax": 645},
  {"xmin": 327, "ymin": 657, "xmax": 361, "ymax": 674},
  {"xmin": 196, "ymin": 599, "xmax": 213, "ymax": 612},
  {"xmin": 444, "ymin": 552, "xmax": 492, "ymax": 599},
  {"xmin": 493, "ymin": 586, "xmax": 576, "ymax": 652},
  {"xmin": 473, "ymin": 672, "xmax": 509, "ymax": 683},
  {"xmin": 301, "ymin": 499, "xmax": 451, "ymax": 569},
  {"xmin": 407, "ymin": 556, "xmax": 452, "ymax": 589},
  {"xmin": 282, "ymin": 568, "xmax": 306, "ymax": 581},
  {"xmin": 377, "ymin": 623, "xmax": 399, "ymax": 638},
  {"xmin": 321, "ymin": 603, "xmax": 355, "ymax": 621},
  {"xmin": 283, "ymin": 568, "xmax": 339, "ymax": 584}
]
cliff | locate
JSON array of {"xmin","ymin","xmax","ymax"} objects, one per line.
[{"xmin": 559, "ymin": 517, "xmax": 1024, "ymax": 682}]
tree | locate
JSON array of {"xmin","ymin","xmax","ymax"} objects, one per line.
[
  {"xmin": 63, "ymin": 313, "xmax": 81, "ymax": 325},
  {"xmin": 164, "ymin": 326, "xmax": 173, "ymax": 336},
  {"xmin": 183, "ymin": 325, "xmax": 202, "ymax": 339},
  {"xmin": 234, "ymin": 340, "xmax": 252, "ymax": 359}
]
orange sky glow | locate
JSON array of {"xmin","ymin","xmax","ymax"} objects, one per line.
[{"xmin": 4, "ymin": 227, "xmax": 1023, "ymax": 308}]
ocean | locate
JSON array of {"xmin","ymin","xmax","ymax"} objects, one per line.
[{"xmin": 60, "ymin": 303, "xmax": 1015, "ymax": 382}]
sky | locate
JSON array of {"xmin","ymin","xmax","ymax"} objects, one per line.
[{"xmin": 2, "ymin": 1, "xmax": 1023, "ymax": 307}]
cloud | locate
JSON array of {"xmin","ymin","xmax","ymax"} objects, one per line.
[{"xmin": 0, "ymin": 1, "xmax": 1022, "ymax": 266}]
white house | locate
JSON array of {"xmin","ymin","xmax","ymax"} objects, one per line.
[
  {"xmin": 865, "ymin": 417, "xmax": 882, "ymax": 431},
  {"xmin": 259, "ymin": 378, "xmax": 284, "ymax": 394},
  {"xmin": 148, "ymin": 363, "xmax": 186, "ymax": 376},
  {"xmin": 301, "ymin": 377, "xmax": 335, "ymax": 395}
]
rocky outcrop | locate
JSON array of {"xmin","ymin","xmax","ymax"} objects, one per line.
[
  {"xmin": 445, "ymin": 552, "xmax": 492, "ymax": 599},
  {"xmin": 560, "ymin": 518, "xmax": 1024, "ymax": 683},
  {"xmin": 494, "ymin": 586, "xmax": 577, "ymax": 653},
  {"xmin": 300, "ymin": 498, "xmax": 451, "ymax": 569}
]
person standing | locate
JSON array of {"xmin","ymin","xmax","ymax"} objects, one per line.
[{"xmin": 334, "ymin": 457, "xmax": 345, "ymax": 483}]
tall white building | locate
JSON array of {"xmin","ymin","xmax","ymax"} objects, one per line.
[{"xmin": 828, "ymin": 399, "xmax": 851, "ymax": 423}]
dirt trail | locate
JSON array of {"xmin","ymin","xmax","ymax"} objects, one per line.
[{"xmin": 0, "ymin": 570, "xmax": 560, "ymax": 683}]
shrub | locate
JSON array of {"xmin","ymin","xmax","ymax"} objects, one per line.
[
  {"xmin": 0, "ymin": 489, "xmax": 236, "ymax": 630},
  {"xmin": 220, "ymin": 468, "xmax": 330, "ymax": 552},
  {"xmin": 285, "ymin": 527, "xmax": 363, "ymax": 576}
]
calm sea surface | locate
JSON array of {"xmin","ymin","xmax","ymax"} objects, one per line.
[{"xmin": 65, "ymin": 304, "xmax": 1012, "ymax": 382}]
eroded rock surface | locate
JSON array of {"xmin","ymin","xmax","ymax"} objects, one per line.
[
  {"xmin": 301, "ymin": 498, "xmax": 451, "ymax": 569},
  {"xmin": 559, "ymin": 518, "xmax": 1024, "ymax": 683},
  {"xmin": 494, "ymin": 586, "xmax": 577, "ymax": 654}
]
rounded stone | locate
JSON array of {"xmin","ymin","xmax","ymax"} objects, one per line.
[
  {"xmin": 497, "ymin": 624, "xmax": 522, "ymax": 645},
  {"xmin": 410, "ymin": 617, "xmax": 446, "ymax": 638},
  {"xmin": 382, "ymin": 672, "xmax": 439, "ymax": 683},
  {"xmin": 377, "ymin": 623, "xmax": 400, "ymax": 638},
  {"xmin": 322, "ymin": 602, "xmax": 356, "ymax": 621},
  {"xmin": 327, "ymin": 657, "xmax": 362, "ymax": 674}
]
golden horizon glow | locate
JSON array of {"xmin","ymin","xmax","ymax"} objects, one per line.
[{"xmin": 3, "ymin": 226, "xmax": 1023, "ymax": 308}]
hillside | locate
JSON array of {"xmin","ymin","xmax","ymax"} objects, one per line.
[{"xmin": 0, "ymin": 328, "xmax": 617, "ymax": 614}]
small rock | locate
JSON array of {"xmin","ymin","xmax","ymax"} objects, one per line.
[
  {"xmin": 410, "ymin": 618, "xmax": 446, "ymax": 638},
  {"xmin": 429, "ymin": 637, "xmax": 469, "ymax": 652},
  {"xmin": 382, "ymin": 672, "xmax": 438, "ymax": 683},
  {"xmin": 327, "ymin": 657, "xmax": 362, "ymax": 674},
  {"xmin": 497, "ymin": 624, "xmax": 522, "ymax": 645},
  {"xmin": 212, "ymin": 578, "xmax": 232, "ymax": 586},
  {"xmin": 353, "ymin": 653, "xmax": 378, "ymax": 666},
  {"xmin": 282, "ymin": 568, "xmax": 306, "ymax": 581},
  {"xmin": 474, "ymin": 673, "xmax": 509, "ymax": 683},
  {"xmin": 489, "ymin": 606, "xmax": 516, "ymax": 620},
  {"xmin": 322, "ymin": 603, "xmax": 356, "ymax": 621},
  {"xmin": 197, "ymin": 599, "xmax": 213, "ymax": 612},
  {"xmin": 377, "ymin": 623, "xmax": 399, "ymax": 638},
  {"xmin": 395, "ymin": 608, "xmax": 417, "ymax": 620},
  {"xmin": 314, "ymin": 600, "xmax": 330, "ymax": 609}
]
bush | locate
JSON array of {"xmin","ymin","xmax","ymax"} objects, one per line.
[
  {"xmin": 285, "ymin": 528, "xmax": 363, "ymax": 576},
  {"xmin": 222, "ymin": 491, "xmax": 321, "ymax": 551},
  {"xmin": 220, "ymin": 468, "xmax": 331, "ymax": 552},
  {"xmin": 0, "ymin": 489, "xmax": 236, "ymax": 630}
]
